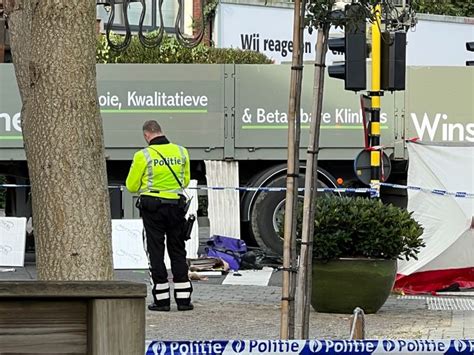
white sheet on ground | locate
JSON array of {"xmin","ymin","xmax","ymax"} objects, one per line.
[{"xmin": 222, "ymin": 267, "xmax": 274, "ymax": 286}]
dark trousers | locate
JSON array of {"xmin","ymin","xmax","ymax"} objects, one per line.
[{"xmin": 140, "ymin": 196, "xmax": 189, "ymax": 284}]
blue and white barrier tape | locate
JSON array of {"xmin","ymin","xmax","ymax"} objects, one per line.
[
  {"xmin": 377, "ymin": 182, "xmax": 474, "ymax": 198},
  {"xmin": 145, "ymin": 339, "xmax": 474, "ymax": 355},
  {"xmin": 0, "ymin": 184, "xmax": 373, "ymax": 194},
  {"xmin": 1, "ymin": 183, "xmax": 472, "ymax": 198},
  {"xmin": 0, "ymin": 184, "xmax": 124, "ymax": 190},
  {"xmin": 190, "ymin": 186, "xmax": 373, "ymax": 194}
]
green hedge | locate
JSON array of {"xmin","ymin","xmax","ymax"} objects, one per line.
[
  {"xmin": 278, "ymin": 195, "xmax": 425, "ymax": 261},
  {"xmin": 413, "ymin": 0, "xmax": 473, "ymax": 17},
  {"xmin": 97, "ymin": 34, "xmax": 273, "ymax": 64}
]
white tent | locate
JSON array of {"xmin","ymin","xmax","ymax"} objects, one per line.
[{"xmin": 395, "ymin": 142, "xmax": 474, "ymax": 294}]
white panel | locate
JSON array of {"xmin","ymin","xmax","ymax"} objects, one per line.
[
  {"xmin": 205, "ymin": 160, "xmax": 241, "ymax": 239},
  {"xmin": 406, "ymin": 20, "xmax": 474, "ymax": 67},
  {"xmin": 184, "ymin": 0, "xmax": 194, "ymax": 36},
  {"xmin": 112, "ymin": 219, "xmax": 149, "ymax": 269},
  {"xmin": 216, "ymin": 3, "xmax": 474, "ymax": 66},
  {"xmin": 0, "ymin": 217, "xmax": 26, "ymax": 267},
  {"xmin": 216, "ymin": 3, "xmax": 342, "ymax": 64}
]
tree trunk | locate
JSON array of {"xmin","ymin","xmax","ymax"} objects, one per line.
[
  {"xmin": 6, "ymin": 0, "xmax": 113, "ymax": 280},
  {"xmin": 4, "ymin": 0, "xmax": 32, "ymax": 99},
  {"xmin": 295, "ymin": 24, "xmax": 329, "ymax": 339},
  {"xmin": 280, "ymin": 0, "xmax": 306, "ymax": 340}
]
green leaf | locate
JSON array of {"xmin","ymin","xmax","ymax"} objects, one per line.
[
  {"xmin": 278, "ymin": 195, "xmax": 425, "ymax": 261},
  {"xmin": 96, "ymin": 33, "xmax": 273, "ymax": 64}
]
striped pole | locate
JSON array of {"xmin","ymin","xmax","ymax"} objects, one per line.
[{"xmin": 370, "ymin": 3, "xmax": 382, "ymax": 197}]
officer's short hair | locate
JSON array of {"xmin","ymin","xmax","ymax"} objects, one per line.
[{"xmin": 143, "ymin": 120, "xmax": 162, "ymax": 133}]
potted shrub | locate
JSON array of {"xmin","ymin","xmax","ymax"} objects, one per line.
[{"xmin": 309, "ymin": 195, "xmax": 424, "ymax": 314}]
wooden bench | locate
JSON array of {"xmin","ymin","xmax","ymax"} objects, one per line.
[{"xmin": 0, "ymin": 281, "xmax": 147, "ymax": 354}]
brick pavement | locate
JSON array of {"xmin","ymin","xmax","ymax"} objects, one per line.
[
  {"xmin": 1, "ymin": 256, "xmax": 473, "ymax": 341},
  {"xmin": 142, "ymin": 281, "xmax": 473, "ymax": 341}
]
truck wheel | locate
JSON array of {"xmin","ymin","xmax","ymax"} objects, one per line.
[
  {"xmin": 243, "ymin": 166, "xmax": 337, "ymax": 256},
  {"xmin": 240, "ymin": 164, "xmax": 288, "ymax": 246}
]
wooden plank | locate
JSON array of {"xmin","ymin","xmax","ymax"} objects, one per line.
[
  {"xmin": 0, "ymin": 281, "xmax": 147, "ymax": 298},
  {"xmin": 349, "ymin": 310, "xmax": 366, "ymax": 340},
  {"xmin": 0, "ymin": 300, "xmax": 87, "ymax": 354},
  {"xmin": 88, "ymin": 298, "xmax": 145, "ymax": 355}
]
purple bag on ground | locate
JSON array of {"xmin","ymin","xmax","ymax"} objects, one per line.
[{"xmin": 204, "ymin": 235, "xmax": 247, "ymax": 271}]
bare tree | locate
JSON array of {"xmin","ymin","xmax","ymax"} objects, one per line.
[
  {"xmin": 5, "ymin": 0, "xmax": 113, "ymax": 280},
  {"xmin": 281, "ymin": 0, "xmax": 306, "ymax": 339},
  {"xmin": 295, "ymin": 23, "xmax": 329, "ymax": 339}
]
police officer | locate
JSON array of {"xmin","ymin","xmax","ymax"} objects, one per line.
[{"xmin": 126, "ymin": 120, "xmax": 193, "ymax": 311}]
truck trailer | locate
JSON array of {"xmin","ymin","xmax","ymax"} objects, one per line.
[{"xmin": 1, "ymin": 63, "xmax": 473, "ymax": 254}]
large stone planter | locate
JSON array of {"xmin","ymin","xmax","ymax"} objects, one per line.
[
  {"xmin": 311, "ymin": 258, "xmax": 397, "ymax": 314},
  {"xmin": 0, "ymin": 281, "xmax": 146, "ymax": 354}
]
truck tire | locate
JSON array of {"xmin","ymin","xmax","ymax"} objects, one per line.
[
  {"xmin": 240, "ymin": 164, "xmax": 289, "ymax": 246},
  {"xmin": 242, "ymin": 165, "xmax": 337, "ymax": 255}
]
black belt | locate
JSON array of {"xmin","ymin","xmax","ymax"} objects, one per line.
[
  {"xmin": 159, "ymin": 199, "xmax": 180, "ymax": 205},
  {"xmin": 143, "ymin": 193, "xmax": 181, "ymax": 205}
]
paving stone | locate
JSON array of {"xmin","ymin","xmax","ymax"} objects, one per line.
[{"xmin": 2, "ymin": 257, "xmax": 473, "ymax": 342}]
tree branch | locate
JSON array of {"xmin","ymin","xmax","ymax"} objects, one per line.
[{"xmin": 4, "ymin": 0, "xmax": 33, "ymax": 103}]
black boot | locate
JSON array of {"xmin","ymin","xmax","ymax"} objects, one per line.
[
  {"xmin": 177, "ymin": 303, "xmax": 194, "ymax": 311},
  {"xmin": 150, "ymin": 282, "xmax": 171, "ymax": 312},
  {"xmin": 148, "ymin": 303, "xmax": 171, "ymax": 311},
  {"xmin": 174, "ymin": 281, "xmax": 194, "ymax": 311}
]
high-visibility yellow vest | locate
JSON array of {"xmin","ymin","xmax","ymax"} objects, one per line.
[{"xmin": 126, "ymin": 143, "xmax": 190, "ymax": 199}]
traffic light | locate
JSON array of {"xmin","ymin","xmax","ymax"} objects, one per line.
[
  {"xmin": 328, "ymin": 6, "xmax": 367, "ymax": 91},
  {"xmin": 381, "ymin": 31, "xmax": 407, "ymax": 91},
  {"xmin": 466, "ymin": 42, "xmax": 474, "ymax": 66}
]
